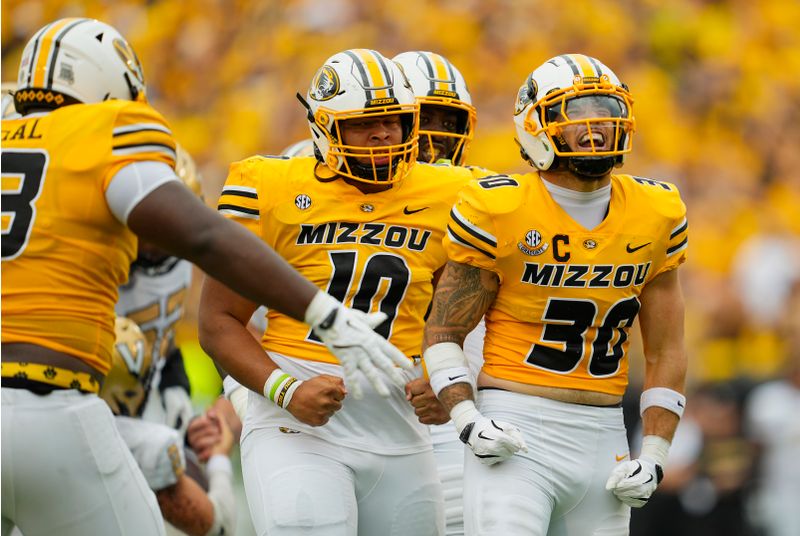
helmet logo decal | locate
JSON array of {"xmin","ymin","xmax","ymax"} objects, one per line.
[
  {"xmin": 310, "ymin": 65, "xmax": 340, "ymax": 101},
  {"xmin": 518, "ymin": 229, "xmax": 549, "ymax": 256},
  {"xmin": 113, "ymin": 38, "xmax": 144, "ymax": 86},
  {"xmin": 514, "ymin": 78, "xmax": 536, "ymax": 116}
]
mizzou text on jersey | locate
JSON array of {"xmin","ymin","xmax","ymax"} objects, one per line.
[
  {"xmin": 218, "ymin": 156, "xmax": 483, "ymax": 363},
  {"xmin": 445, "ymin": 173, "xmax": 687, "ymax": 396}
]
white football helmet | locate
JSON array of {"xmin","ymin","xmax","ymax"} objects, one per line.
[
  {"xmin": 280, "ymin": 138, "xmax": 317, "ymax": 158},
  {"xmin": 100, "ymin": 317, "xmax": 154, "ymax": 417},
  {"xmin": 300, "ymin": 49, "xmax": 419, "ymax": 184},
  {"xmin": 393, "ymin": 51, "xmax": 476, "ymax": 166},
  {"xmin": 513, "ymin": 53, "xmax": 635, "ymax": 177},
  {"xmin": 15, "ymin": 18, "xmax": 146, "ymax": 114},
  {"xmin": 1, "ymin": 82, "xmax": 19, "ymax": 119}
]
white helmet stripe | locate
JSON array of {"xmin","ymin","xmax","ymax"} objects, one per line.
[
  {"xmin": 587, "ymin": 56, "xmax": 604, "ymax": 77},
  {"xmin": 343, "ymin": 49, "xmax": 374, "ymax": 100},
  {"xmin": 25, "ymin": 23, "xmax": 53, "ymax": 86},
  {"xmin": 559, "ymin": 54, "xmax": 581, "ymax": 76},
  {"xmin": 45, "ymin": 18, "xmax": 92, "ymax": 89},
  {"xmin": 418, "ymin": 52, "xmax": 437, "ymax": 94},
  {"xmin": 370, "ymin": 49, "xmax": 395, "ymax": 99}
]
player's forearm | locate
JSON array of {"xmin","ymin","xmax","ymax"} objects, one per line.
[
  {"xmin": 156, "ymin": 476, "xmax": 215, "ymax": 536},
  {"xmin": 205, "ymin": 455, "xmax": 236, "ymax": 536},
  {"xmin": 198, "ymin": 308, "xmax": 275, "ymax": 395},
  {"xmin": 437, "ymin": 382, "xmax": 475, "ymax": 413},
  {"xmin": 424, "ymin": 261, "xmax": 497, "ymax": 349},
  {"xmin": 131, "ymin": 184, "xmax": 318, "ymax": 321},
  {"xmin": 185, "ymin": 217, "xmax": 319, "ymax": 321}
]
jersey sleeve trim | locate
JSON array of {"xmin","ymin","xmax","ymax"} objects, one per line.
[
  {"xmin": 666, "ymin": 216, "xmax": 688, "ymax": 258},
  {"xmin": 450, "ymin": 206, "xmax": 497, "ymax": 248},
  {"xmin": 112, "ymin": 123, "xmax": 172, "ymax": 136},
  {"xmin": 666, "ymin": 236, "xmax": 688, "ymax": 257},
  {"xmin": 670, "ymin": 217, "xmax": 687, "ymax": 239},
  {"xmin": 447, "ymin": 225, "xmax": 496, "ymax": 260},
  {"xmin": 217, "ymin": 186, "xmax": 260, "ymax": 220}
]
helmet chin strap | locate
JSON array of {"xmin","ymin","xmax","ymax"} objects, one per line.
[
  {"xmin": 567, "ymin": 156, "xmax": 616, "ymax": 179},
  {"xmin": 346, "ymin": 157, "xmax": 398, "ymax": 182}
]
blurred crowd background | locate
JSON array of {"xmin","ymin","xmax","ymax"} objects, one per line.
[{"xmin": 3, "ymin": 0, "xmax": 799, "ymax": 534}]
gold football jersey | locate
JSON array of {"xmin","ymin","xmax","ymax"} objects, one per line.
[
  {"xmin": 445, "ymin": 173, "xmax": 688, "ymax": 396},
  {"xmin": 1, "ymin": 100, "xmax": 177, "ymax": 374},
  {"xmin": 218, "ymin": 156, "xmax": 479, "ymax": 364}
]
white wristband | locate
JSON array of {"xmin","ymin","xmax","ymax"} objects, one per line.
[
  {"xmin": 304, "ymin": 290, "xmax": 339, "ymax": 327},
  {"xmin": 428, "ymin": 366, "xmax": 471, "ymax": 397},
  {"xmin": 640, "ymin": 435, "xmax": 671, "ymax": 468},
  {"xmin": 640, "ymin": 387, "xmax": 686, "ymax": 419},
  {"xmin": 206, "ymin": 454, "xmax": 233, "ymax": 476},
  {"xmin": 450, "ymin": 399, "xmax": 481, "ymax": 435},
  {"xmin": 263, "ymin": 369, "xmax": 304, "ymax": 409},
  {"xmin": 222, "ymin": 375, "xmax": 242, "ymax": 400}
]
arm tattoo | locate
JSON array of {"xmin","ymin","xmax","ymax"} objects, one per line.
[{"xmin": 424, "ymin": 261, "xmax": 498, "ymax": 348}]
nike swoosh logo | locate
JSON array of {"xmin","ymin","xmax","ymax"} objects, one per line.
[
  {"xmin": 448, "ymin": 374, "xmax": 466, "ymax": 381},
  {"xmin": 477, "ymin": 431, "xmax": 493, "ymax": 440},
  {"xmin": 403, "ymin": 206, "xmax": 429, "ymax": 215},
  {"xmin": 626, "ymin": 242, "xmax": 651, "ymax": 253},
  {"xmin": 677, "ymin": 400, "xmax": 684, "ymax": 408},
  {"xmin": 616, "ymin": 453, "xmax": 629, "ymax": 462}
]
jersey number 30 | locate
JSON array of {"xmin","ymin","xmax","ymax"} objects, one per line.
[
  {"xmin": 527, "ymin": 296, "xmax": 640, "ymax": 376},
  {"xmin": 2, "ymin": 150, "xmax": 48, "ymax": 260}
]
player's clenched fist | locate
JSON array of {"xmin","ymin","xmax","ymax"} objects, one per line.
[{"xmin": 286, "ymin": 374, "xmax": 347, "ymax": 426}]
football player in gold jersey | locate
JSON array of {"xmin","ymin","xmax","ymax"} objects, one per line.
[
  {"xmin": 423, "ymin": 54, "xmax": 689, "ymax": 535},
  {"xmin": 199, "ymin": 49, "xmax": 481, "ymax": 535},
  {"xmin": 393, "ymin": 50, "xmax": 482, "ymax": 536},
  {"xmin": 0, "ymin": 20, "xmax": 407, "ymax": 536}
]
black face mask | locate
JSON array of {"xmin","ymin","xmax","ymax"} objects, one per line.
[{"xmin": 568, "ymin": 155, "xmax": 616, "ymax": 178}]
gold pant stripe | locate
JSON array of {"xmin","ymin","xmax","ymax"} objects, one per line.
[{"xmin": 1, "ymin": 362, "xmax": 100, "ymax": 393}]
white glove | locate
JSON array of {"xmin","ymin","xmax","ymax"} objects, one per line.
[
  {"xmin": 305, "ymin": 291, "xmax": 412, "ymax": 399},
  {"xmin": 451, "ymin": 400, "xmax": 527, "ymax": 466},
  {"xmin": 605, "ymin": 435, "xmax": 668, "ymax": 508}
]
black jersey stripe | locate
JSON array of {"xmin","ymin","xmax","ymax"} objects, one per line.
[
  {"xmin": 666, "ymin": 236, "xmax": 688, "ymax": 255},
  {"xmin": 220, "ymin": 188, "xmax": 258, "ymax": 199},
  {"xmin": 447, "ymin": 226, "xmax": 496, "ymax": 260},
  {"xmin": 670, "ymin": 220, "xmax": 688, "ymax": 239},
  {"xmin": 217, "ymin": 204, "xmax": 259, "ymax": 216},
  {"xmin": 450, "ymin": 208, "xmax": 497, "ymax": 248}
]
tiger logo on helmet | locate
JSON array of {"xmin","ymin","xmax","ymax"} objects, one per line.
[
  {"xmin": 392, "ymin": 51, "xmax": 476, "ymax": 166},
  {"xmin": 298, "ymin": 49, "xmax": 419, "ymax": 184},
  {"xmin": 15, "ymin": 18, "xmax": 146, "ymax": 114},
  {"xmin": 100, "ymin": 317, "xmax": 154, "ymax": 417},
  {"xmin": 513, "ymin": 53, "xmax": 635, "ymax": 178}
]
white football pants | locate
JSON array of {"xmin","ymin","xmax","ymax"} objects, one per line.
[
  {"xmin": 463, "ymin": 389, "xmax": 631, "ymax": 536},
  {"xmin": 241, "ymin": 426, "xmax": 444, "ymax": 536},
  {"xmin": 1, "ymin": 388, "xmax": 165, "ymax": 536}
]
